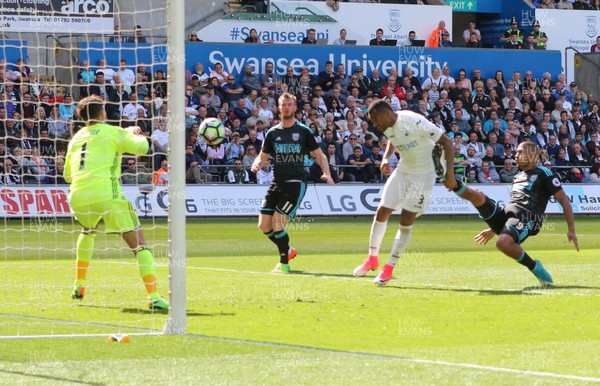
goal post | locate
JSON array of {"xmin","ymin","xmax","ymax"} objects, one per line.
[
  {"xmin": 164, "ymin": 0, "xmax": 187, "ymax": 335},
  {"xmin": 0, "ymin": 0, "xmax": 186, "ymax": 339}
]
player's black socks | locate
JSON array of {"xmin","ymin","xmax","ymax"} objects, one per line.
[
  {"xmin": 264, "ymin": 230, "xmax": 277, "ymax": 245},
  {"xmin": 517, "ymin": 250, "xmax": 537, "ymax": 271},
  {"xmin": 475, "ymin": 197, "xmax": 497, "ymax": 220},
  {"xmin": 452, "ymin": 178, "xmax": 466, "ymax": 195},
  {"xmin": 274, "ymin": 230, "xmax": 290, "ymax": 264}
]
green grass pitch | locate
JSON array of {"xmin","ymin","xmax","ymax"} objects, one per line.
[{"xmin": 1, "ymin": 216, "xmax": 599, "ymax": 385}]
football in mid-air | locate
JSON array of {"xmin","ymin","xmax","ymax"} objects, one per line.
[{"xmin": 199, "ymin": 118, "xmax": 225, "ymax": 146}]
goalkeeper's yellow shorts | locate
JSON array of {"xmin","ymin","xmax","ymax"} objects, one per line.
[{"xmin": 70, "ymin": 197, "xmax": 141, "ymax": 234}]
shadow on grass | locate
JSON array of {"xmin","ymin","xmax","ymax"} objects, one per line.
[
  {"xmin": 121, "ymin": 308, "xmax": 234, "ymax": 317},
  {"xmin": 289, "ymin": 271, "xmax": 356, "ymax": 279},
  {"xmin": 385, "ymin": 284, "xmax": 600, "ymax": 296},
  {"xmin": 0, "ymin": 368, "xmax": 103, "ymax": 385}
]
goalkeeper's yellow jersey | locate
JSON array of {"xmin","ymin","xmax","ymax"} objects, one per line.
[{"xmin": 64, "ymin": 123, "xmax": 149, "ymax": 205}]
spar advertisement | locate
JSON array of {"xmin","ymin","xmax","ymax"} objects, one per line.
[
  {"xmin": 197, "ymin": 1, "xmax": 452, "ymax": 46},
  {"xmin": 0, "ymin": 0, "xmax": 114, "ymax": 33},
  {"xmin": 537, "ymin": 8, "xmax": 600, "ymax": 81},
  {"xmin": 1, "ymin": 184, "xmax": 599, "ymax": 218}
]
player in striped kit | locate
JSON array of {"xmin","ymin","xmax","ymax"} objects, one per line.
[{"xmin": 252, "ymin": 93, "xmax": 333, "ymax": 273}]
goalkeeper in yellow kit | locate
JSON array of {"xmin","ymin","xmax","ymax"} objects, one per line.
[{"xmin": 64, "ymin": 95, "xmax": 169, "ymax": 310}]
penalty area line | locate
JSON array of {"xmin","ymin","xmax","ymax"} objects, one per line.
[{"xmin": 185, "ymin": 333, "xmax": 600, "ymax": 383}]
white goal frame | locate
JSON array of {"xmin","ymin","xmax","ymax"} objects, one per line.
[{"xmin": 164, "ymin": 0, "xmax": 187, "ymax": 335}]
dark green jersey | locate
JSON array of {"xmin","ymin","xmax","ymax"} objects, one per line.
[
  {"xmin": 262, "ymin": 120, "xmax": 319, "ymax": 182},
  {"xmin": 509, "ymin": 166, "xmax": 562, "ymax": 216}
]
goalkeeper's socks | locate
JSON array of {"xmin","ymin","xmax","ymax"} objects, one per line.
[
  {"xmin": 386, "ymin": 225, "xmax": 413, "ymax": 267},
  {"xmin": 75, "ymin": 232, "xmax": 95, "ymax": 283},
  {"xmin": 274, "ymin": 230, "xmax": 290, "ymax": 264},
  {"xmin": 136, "ymin": 247, "xmax": 158, "ymax": 294},
  {"xmin": 517, "ymin": 250, "xmax": 537, "ymax": 271}
]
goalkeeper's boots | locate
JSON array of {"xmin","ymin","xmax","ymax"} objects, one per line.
[
  {"xmin": 271, "ymin": 263, "xmax": 291, "ymax": 274},
  {"xmin": 532, "ymin": 259, "xmax": 554, "ymax": 288},
  {"xmin": 72, "ymin": 286, "xmax": 85, "ymax": 300},
  {"xmin": 353, "ymin": 255, "xmax": 379, "ymax": 277},
  {"xmin": 373, "ymin": 264, "xmax": 394, "ymax": 286},
  {"xmin": 432, "ymin": 143, "xmax": 447, "ymax": 179},
  {"xmin": 287, "ymin": 247, "xmax": 297, "ymax": 262},
  {"xmin": 148, "ymin": 296, "xmax": 170, "ymax": 310}
]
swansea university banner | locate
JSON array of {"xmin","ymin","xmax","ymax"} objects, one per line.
[{"xmin": 81, "ymin": 42, "xmax": 561, "ymax": 85}]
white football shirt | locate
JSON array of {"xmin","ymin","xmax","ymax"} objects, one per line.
[{"xmin": 384, "ymin": 110, "xmax": 444, "ymax": 174}]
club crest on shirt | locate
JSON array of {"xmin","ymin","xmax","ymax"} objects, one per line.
[
  {"xmin": 529, "ymin": 175, "xmax": 538, "ymax": 183},
  {"xmin": 292, "ymin": 133, "xmax": 300, "ymax": 141}
]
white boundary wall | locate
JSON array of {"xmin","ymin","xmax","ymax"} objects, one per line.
[
  {"xmin": 3, "ymin": 184, "xmax": 600, "ymax": 218},
  {"xmin": 538, "ymin": 8, "xmax": 600, "ymax": 80}
]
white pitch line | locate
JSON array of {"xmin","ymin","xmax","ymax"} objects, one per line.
[
  {"xmin": 185, "ymin": 333, "xmax": 600, "ymax": 383},
  {"xmin": 2, "ymin": 298, "xmax": 599, "ymax": 382}
]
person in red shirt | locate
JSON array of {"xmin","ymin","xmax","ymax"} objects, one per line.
[{"xmin": 591, "ymin": 36, "xmax": 600, "ymax": 52}]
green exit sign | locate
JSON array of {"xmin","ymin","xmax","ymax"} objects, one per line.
[{"xmin": 449, "ymin": 0, "xmax": 478, "ymax": 12}]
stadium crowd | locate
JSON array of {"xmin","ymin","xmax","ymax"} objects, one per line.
[{"xmin": 1, "ymin": 46, "xmax": 600, "ymax": 185}]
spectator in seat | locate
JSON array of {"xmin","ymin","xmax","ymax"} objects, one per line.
[
  {"xmin": 153, "ymin": 159, "xmax": 169, "ymax": 185},
  {"xmin": 227, "ymin": 158, "xmax": 249, "ymax": 183},
  {"xmin": 591, "ymin": 36, "xmax": 600, "ymax": 52},
  {"xmin": 261, "ymin": 61, "xmax": 280, "ymax": 93},
  {"xmin": 222, "ymin": 75, "xmax": 244, "ymax": 108},
  {"xmin": 88, "ymin": 71, "xmax": 114, "ymax": 102},
  {"xmin": 47, "ymin": 105, "xmax": 68, "ymax": 139},
  {"xmin": 189, "ymin": 32, "xmax": 203, "ymax": 42},
  {"xmin": 588, "ymin": 146, "xmax": 600, "ymax": 183},
  {"xmin": 117, "ymin": 59, "xmax": 136, "ymax": 93},
  {"xmin": 1, "ymin": 158, "xmax": 22, "ymax": 185},
  {"xmin": 465, "ymin": 168, "xmax": 479, "ymax": 183},
  {"xmin": 241, "ymin": 65, "xmax": 262, "ymax": 95},
  {"xmin": 256, "ymin": 159, "xmax": 274, "ymax": 184},
  {"xmin": 428, "ymin": 20, "xmax": 448, "ymax": 48},
  {"xmin": 121, "ymin": 157, "xmax": 152, "ymax": 185},
  {"xmin": 185, "ymin": 143, "xmax": 212, "ymax": 183},
  {"xmin": 369, "ymin": 28, "xmax": 387, "ymax": 46},
  {"xmin": 153, "ymin": 70, "xmax": 168, "ymax": 100},
  {"xmin": 137, "ymin": 63, "xmax": 153, "ymax": 83},
  {"xmin": 301, "ymin": 28, "xmax": 317, "ymax": 44},
  {"xmin": 346, "ymin": 145, "xmax": 375, "ymax": 182},
  {"xmin": 478, "ymin": 160, "xmax": 500, "ymax": 183},
  {"xmin": 151, "ymin": 119, "xmax": 169, "ymax": 169},
  {"xmin": 108, "ymin": 25, "xmax": 125, "ymax": 43},
  {"xmin": 463, "ymin": 20, "xmax": 481, "ymax": 44},
  {"xmin": 499, "ymin": 158, "xmax": 518, "ymax": 183},
  {"xmin": 440, "ymin": 32, "xmax": 455, "ymax": 48},
  {"xmin": 129, "ymin": 25, "xmax": 148, "ymax": 43},
  {"xmin": 244, "ymin": 28, "xmax": 260, "ymax": 43}
]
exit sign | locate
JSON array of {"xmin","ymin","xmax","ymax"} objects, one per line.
[{"xmin": 449, "ymin": 0, "xmax": 478, "ymax": 12}]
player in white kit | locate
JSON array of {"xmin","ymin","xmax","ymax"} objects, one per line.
[{"xmin": 353, "ymin": 100, "xmax": 457, "ymax": 285}]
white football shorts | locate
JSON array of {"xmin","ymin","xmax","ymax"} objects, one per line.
[{"xmin": 379, "ymin": 168, "xmax": 435, "ymax": 216}]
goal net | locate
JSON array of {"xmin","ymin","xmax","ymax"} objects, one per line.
[{"xmin": 0, "ymin": 0, "xmax": 186, "ymax": 339}]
